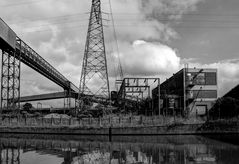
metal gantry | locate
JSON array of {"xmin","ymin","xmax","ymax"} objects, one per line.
[
  {"xmin": 117, "ymin": 78, "xmax": 160, "ymax": 114},
  {"xmin": 117, "ymin": 78, "xmax": 160, "ymax": 100},
  {"xmin": 0, "ymin": 19, "xmax": 79, "ymax": 110},
  {"xmin": 79, "ymin": 0, "xmax": 110, "ymax": 99}
]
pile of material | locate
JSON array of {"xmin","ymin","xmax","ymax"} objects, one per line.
[{"xmin": 44, "ymin": 113, "xmax": 70, "ymax": 119}]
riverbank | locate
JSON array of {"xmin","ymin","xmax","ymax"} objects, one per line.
[{"xmin": 0, "ymin": 115, "xmax": 238, "ymax": 135}]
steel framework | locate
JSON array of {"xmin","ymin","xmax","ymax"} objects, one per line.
[
  {"xmin": 79, "ymin": 0, "xmax": 110, "ymax": 98},
  {"xmin": 117, "ymin": 78, "xmax": 160, "ymax": 114},
  {"xmin": 0, "ymin": 48, "xmax": 20, "ymax": 110},
  {"xmin": 0, "ymin": 18, "xmax": 83, "ymax": 110},
  {"xmin": 117, "ymin": 78, "xmax": 160, "ymax": 101}
]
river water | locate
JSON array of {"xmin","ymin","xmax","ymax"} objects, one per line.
[{"xmin": 0, "ymin": 134, "xmax": 238, "ymax": 164}]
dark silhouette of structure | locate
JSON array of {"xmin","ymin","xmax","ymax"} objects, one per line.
[{"xmin": 152, "ymin": 68, "xmax": 217, "ymax": 117}]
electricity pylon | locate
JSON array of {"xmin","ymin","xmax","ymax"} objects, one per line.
[{"xmin": 79, "ymin": 0, "xmax": 110, "ymax": 99}]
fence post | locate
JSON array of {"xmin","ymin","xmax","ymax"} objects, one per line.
[
  {"xmin": 60, "ymin": 115, "xmax": 62, "ymax": 126},
  {"xmin": 69, "ymin": 118, "xmax": 71, "ymax": 126},
  {"xmin": 109, "ymin": 117, "xmax": 111, "ymax": 127},
  {"xmin": 51, "ymin": 116, "xmax": 53, "ymax": 126},
  {"xmin": 152, "ymin": 116, "xmax": 155, "ymax": 126},
  {"xmin": 129, "ymin": 116, "xmax": 131, "ymax": 127},
  {"xmin": 99, "ymin": 117, "xmax": 101, "ymax": 127},
  {"xmin": 119, "ymin": 116, "xmax": 121, "ymax": 127},
  {"xmin": 42, "ymin": 117, "xmax": 44, "ymax": 127},
  {"xmin": 17, "ymin": 116, "xmax": 19, "ymax": 126},
  {"xmin": 79, "ymin": 118, "xmax": 81, "ymax": 127}
]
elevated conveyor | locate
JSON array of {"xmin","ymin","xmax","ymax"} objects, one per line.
[{"xmin": 0, "ymin": 18, "xmax": 78, "ymax": 109}]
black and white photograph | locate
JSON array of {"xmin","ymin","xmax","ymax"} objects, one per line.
[{"xmin": 0, "ymin": 0, "xmax": 239, "ymax": 163}]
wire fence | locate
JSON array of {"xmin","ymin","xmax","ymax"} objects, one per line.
[{"xmin": 0, "ymin": 115, "xmax": 207, "ymax": 128}]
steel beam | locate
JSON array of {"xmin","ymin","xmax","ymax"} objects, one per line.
[
  {"xmin": 17, "ymin": 91, "xmax": 109, "ymax": 106},
  {"xmin": 18, "ymin": 92, "xmax": 77, "ymax": 102}
]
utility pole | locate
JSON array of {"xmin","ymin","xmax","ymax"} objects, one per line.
[{"xmin": 79, "ymin": 0, "xmax": 110, "ymax": 99}]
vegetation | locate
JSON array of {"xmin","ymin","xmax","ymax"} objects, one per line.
[
  {"xmin": 23, "ymin": 103, "xmax": 33, "ymax": 112},
  {"xmin": 209, "ymin": 97, "xmax": 239, "ymax": 120}
]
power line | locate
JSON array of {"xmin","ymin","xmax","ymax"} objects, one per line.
[
  {"xmin": 6, "ymin": 12, "xmax": 89, "ymax": 24},
  {"xmin": 113, "ymin": 18, "xmax": 239, "ymax": 23},
  {"xmin": 16, "ymin": 25, "xmax": 87, "ymax": 34},
  {"xmin": 126, "ymin": 24, "xmax": 239, "ymax": 29},
  {"xmin": 15, "ymin": 23, "xmax": 239, "ymax": 34},
  {"xmin": 0, "ymin": 0, "xmax": 49, "ymax": 7},
  {"xmin": 2, "ymin": 0, "xmax": 239, "ymax": 19},
  {"xmin": 6, "ymin": 10, "xmax": 239, "ymax": 24},
  {"xmin": 9, "ymin": 15, "xmax": 239, "ymax": 27},
  {"xmin": 12, "ymin": 21, "xmax": 239, "ymax": 32},
  {"xmin": 11, "ymin": 18, "xmax": 89, "ymax": 29},
  {"xmin": 7, "ymin": 11, "xmax": 239, "ymax": 34},
  {"xmin": 109, "ymin": 12, "xmax": 239, "ymax": 17},
  {"xmin": 108, "ymin": 0, "xmax": 123, "ymax": 80}
]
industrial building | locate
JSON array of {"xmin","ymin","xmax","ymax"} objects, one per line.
[{"xmin": 152, "ymin": 67, "xmax": 218, "ymax": 117}]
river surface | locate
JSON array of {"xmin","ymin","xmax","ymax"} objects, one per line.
[{"xmin": 0, "ymin": 134, "xmax": 238, "ymax": 164}]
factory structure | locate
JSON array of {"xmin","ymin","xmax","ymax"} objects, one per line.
[
  {"xmin": 0, "ymin": 0, "xmax": 221, "ymax": 121},
  {"xmin": 152, "ymin": 67, "xmax": 218, "ymax": 118}
]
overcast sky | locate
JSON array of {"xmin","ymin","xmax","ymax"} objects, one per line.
[{"xmin": 1, "ymin": 0, "xmax": 239, "ymax": 107}]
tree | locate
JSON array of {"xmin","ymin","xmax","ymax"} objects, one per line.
[
  {"xmin": 209, "ymin": 97, "xmax": 239, "ymax": 119},
  {"xmin": 23, "ymin": 103, "xmax": 32, "ymax": 112}
]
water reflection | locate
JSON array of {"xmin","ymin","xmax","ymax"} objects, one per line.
[{"xmin": 0, "ymin": 134, "xmax": 238, "ymax": 164}]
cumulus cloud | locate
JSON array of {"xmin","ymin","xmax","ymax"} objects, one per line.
[
  {"xmin": 106, "ymin": 0, "xmax": 204, "ymax": 43},
  {"xmin": 118, "ymin": 40, "xmax": 180, "ymax": 76}
]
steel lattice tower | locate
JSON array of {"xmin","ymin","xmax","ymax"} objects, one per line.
[{"xmin": 79, "ymin": 0, "xmax": 110, "ymax": 98}]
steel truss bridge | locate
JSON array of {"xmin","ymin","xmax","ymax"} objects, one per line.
[{"xmin": 0, "ymin": 18, "xmax": 81, "ymax": 110}]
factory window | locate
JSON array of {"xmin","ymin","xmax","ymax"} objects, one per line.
[
  {"xmin": 194, "ymin": 73, "xmax": 205, "ymax": 85},
  {"xmin": 188, "ymin": 72, "xmax": 217, "ymax": 85},
  {"xmin": 196, "ymin": 105, "xmax": 207, "ymax": 115},
  {"xmin": 205, "ymin": 72, "xmax": 217, "ymax": 85},
  {"xmin": 187, "ymin": 72, "xmax": 206, "ymax": 85},
  {"xmin": 192, "ymin": 90, "xmax": 217, "ymax": 99}
]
